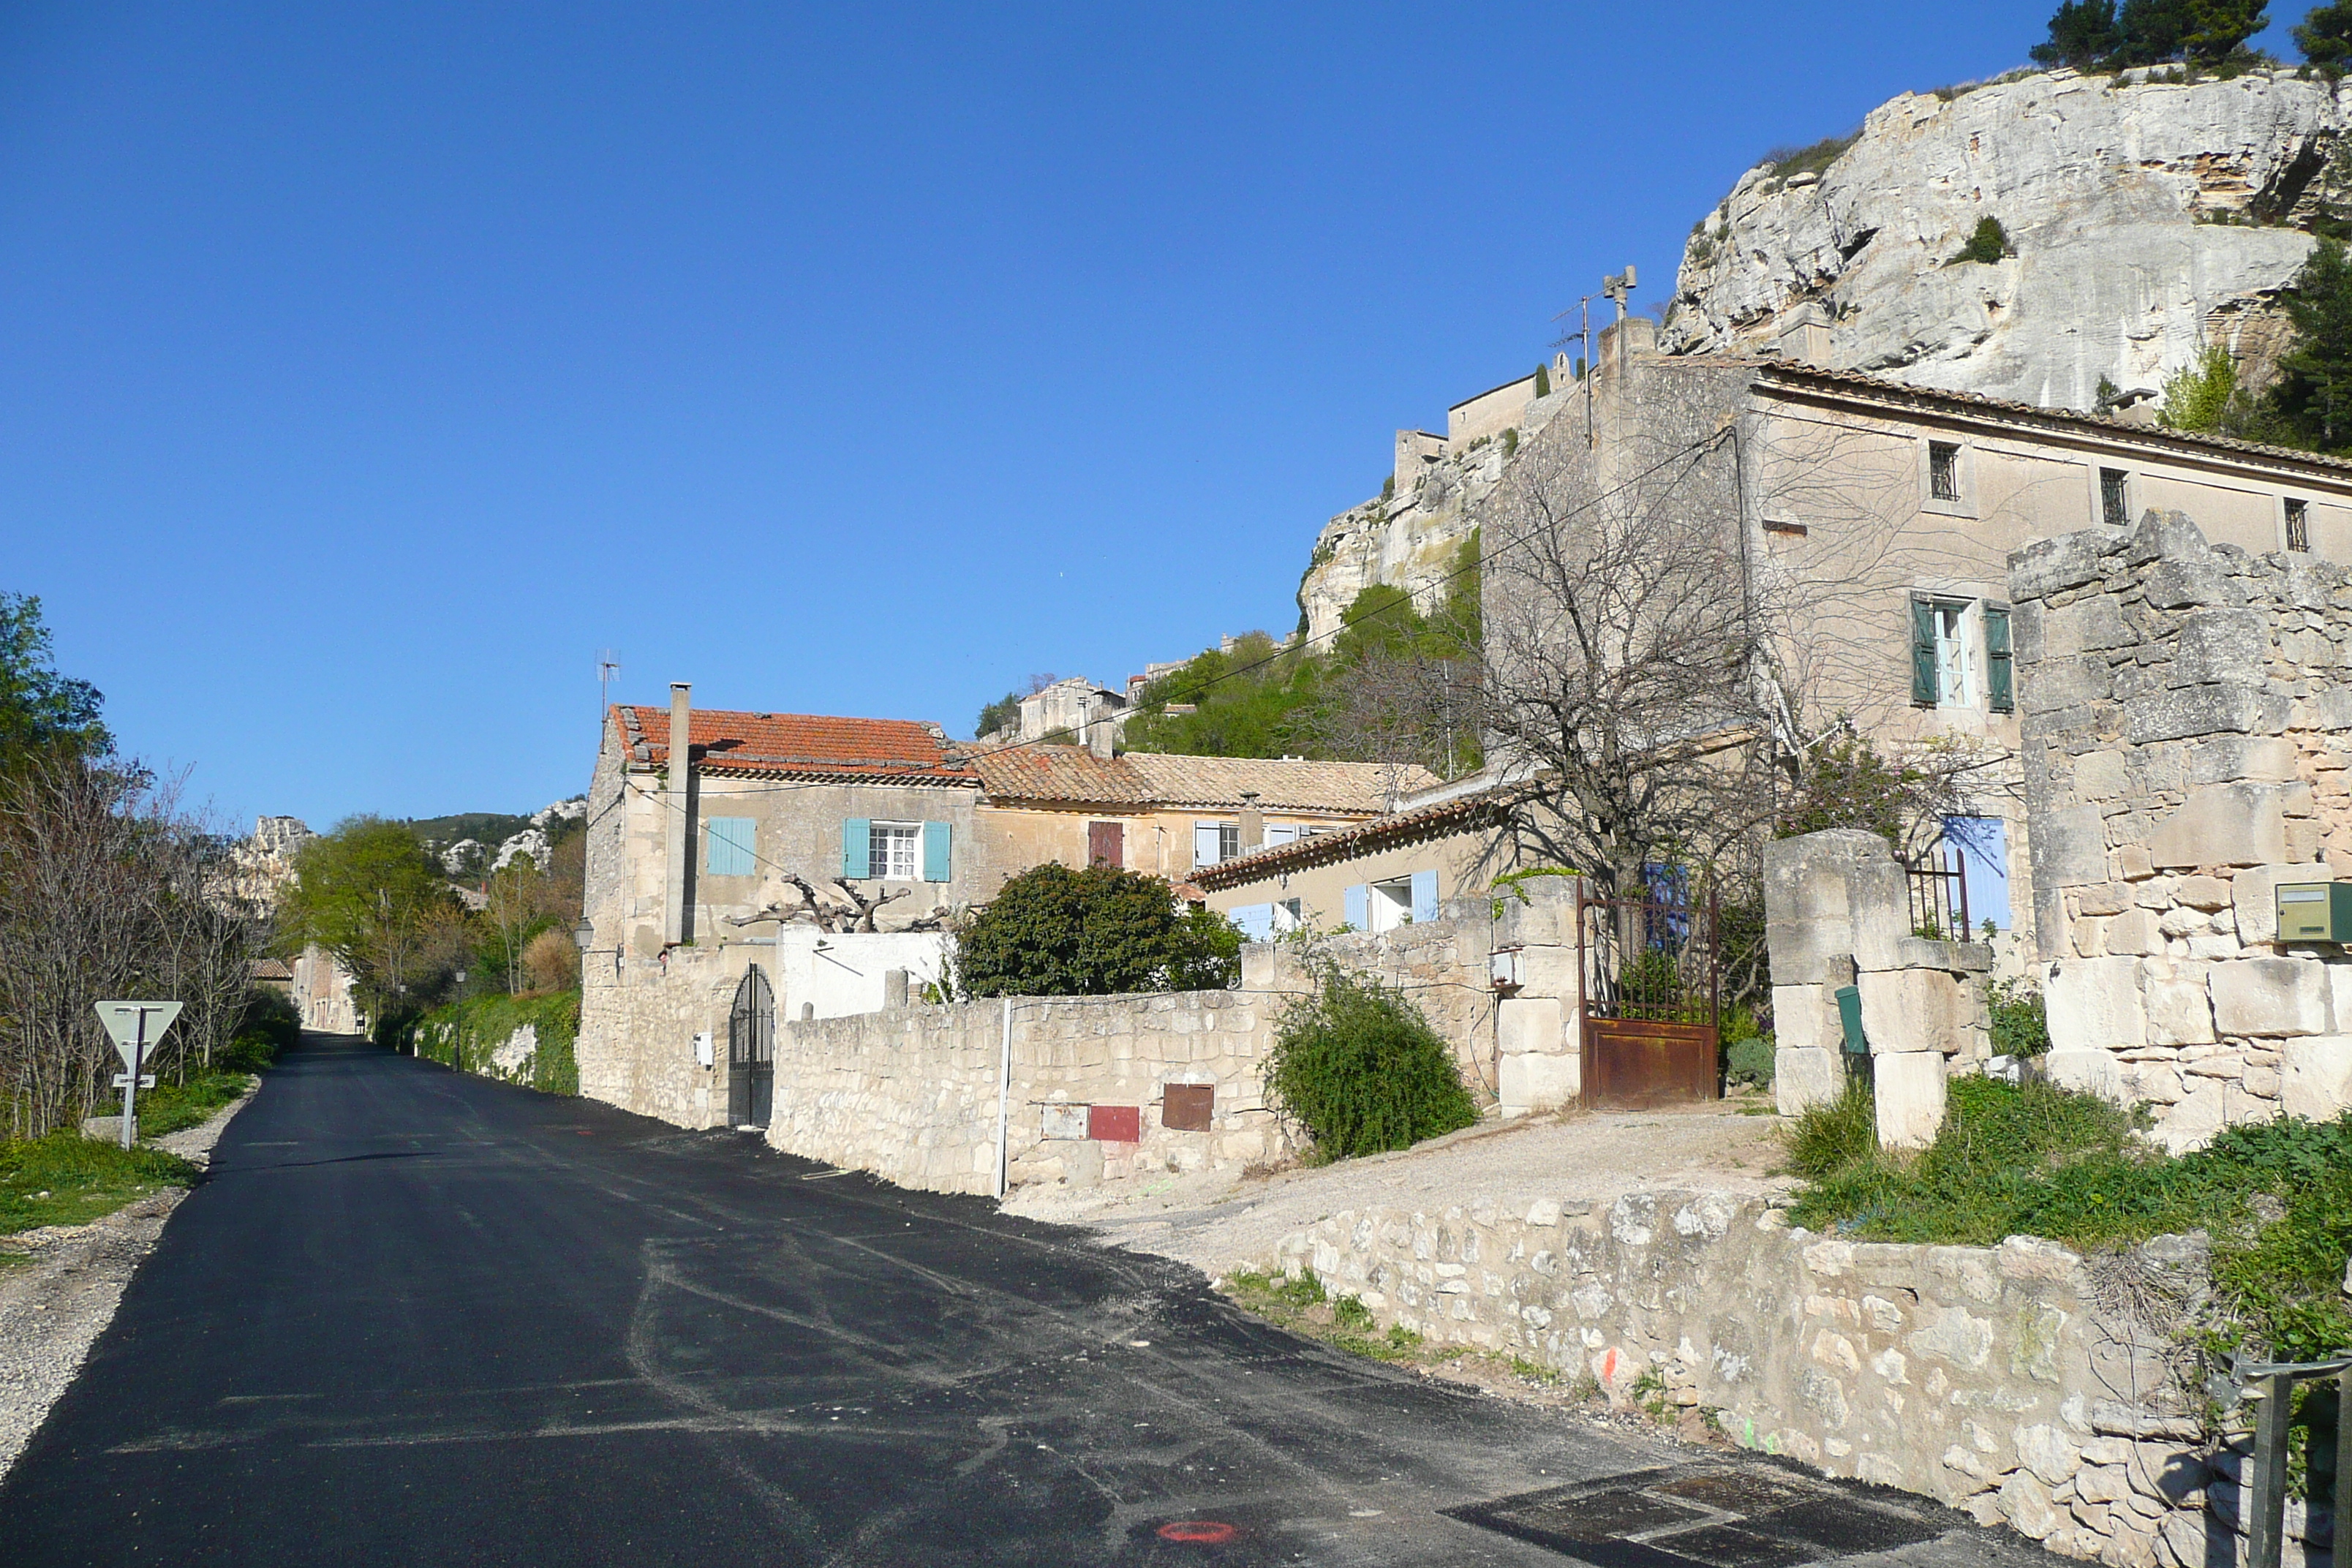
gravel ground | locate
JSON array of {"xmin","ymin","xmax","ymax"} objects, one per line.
[
  {"xmin": 1005, "ymin": 1090, "xmax": 1798, "ymax": 1277},
  {"xmin": 0, "ymin": 1080, "xmax": 259, "ymax": 1482}
]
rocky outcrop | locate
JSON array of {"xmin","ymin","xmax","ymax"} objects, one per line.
[
  {"xmin": 1664, "ymin": 68, "xmax": 2348, "ymax": 410},
  {"xmin": 1296, "ymin": 388, "xmax": 1573, "ymax": 645}
]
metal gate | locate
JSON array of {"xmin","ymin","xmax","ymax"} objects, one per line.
[
  {"xmin": 728, "ymin": 965, "xmax": 774, "ymax": 1129},
  {"xmin": 1577, "ymin": 881, "xmax": 1722, "ymax": 1110}
]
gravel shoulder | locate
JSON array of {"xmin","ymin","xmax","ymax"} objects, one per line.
[
  {"xmin": 0, "ymin": 1079, "xmax": 260, "ymax": 1482},
  {"xmin": 1006, "ymin": 1090, "xmax": 1797, "ymax": 1278}
]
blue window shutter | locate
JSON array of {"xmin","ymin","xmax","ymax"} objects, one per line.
[
  {"xmin": 706, "ymin": 818, "xmax": 755, "ymax": 877},
  {"xmin": 1410, "ymin": 870, "xmax": 1439, "ymax": 924},
  {"xmin": 1232, "ymin": 904, "xmax": 1275, "ymax": 941},
  {"xmin": 841, "ymin": 818, "xmax": 871, "ymax": 880},
  {"xmin": 921, "ymin": 821, "xmax": 951, "ymax": 883},
  {"xmin": 1343, "ymin": 884, "xmax": 1369, "ymax": 932}
]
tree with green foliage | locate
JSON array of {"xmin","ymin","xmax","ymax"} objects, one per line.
[
  {"xmin": 0, "ymin": 594, "xmax": 110, "ymax": 774},
  {"xmin": 1946, "ymin": 216, "xmax": 2013, "ymax": 266},
  {"xmin": 952, "ymin": 863, "xmax": 1239, "ymax": 998},
  {"xmin": 1534, "ymin": 363, "xmax": 1550, "ymax": 399},
  {"xmin": 974, "ymin": 690, "xmax": 1021, "ymax": 740},
  {"xmin": 2299, "ymin": 0, "xmax": 2352, "ymax": 68},
  {"xmin": 2032, "ymin": 0, "xmax": 2268, "ymax": 68},
  {"xmin": 2155, "ymin": 342, "xmax": 2256, "ymax": 434},
  {"xmin": 278, "ymin": 818, "xmax": 457, "ymax": 1014},
  {"xmin": 2265, "ymin": 237, "xmax": 2352, "ymax": 452},
  {"xmin": 1262, "ymin": 961, "xmax": 1477, "ymax": 1161},
  {"xmin": 1776, "ymin": 736, "xmax": 1970, "ymax": 853}
]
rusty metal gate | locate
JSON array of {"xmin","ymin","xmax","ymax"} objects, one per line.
[{"xmin": 1576, "ymin": 880, "xmax": 1722, "ymax": 1110}]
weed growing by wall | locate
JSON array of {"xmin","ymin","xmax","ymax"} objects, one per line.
[
  {"xmin": 1264, "ymin": 962, "xmax": 1477, "ymax": 1161},
  {"xmin": 399, "ymin": 990, "xmax": 579, "ymax": 1096}
]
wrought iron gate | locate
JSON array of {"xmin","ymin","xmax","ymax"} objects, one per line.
[
  {"xmin": 1576, "ymin": 881, "xmax": 1722, "ymax": 1110},
  {"xmin": 728, "ymin": 965, "xmax": 774, "ymax": 1128}
]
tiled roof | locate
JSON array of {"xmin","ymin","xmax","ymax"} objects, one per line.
[
  {"xmin": 249, "ymin": 957, "xmax": 295, "ymax": 981},
  {"xmin": 968, "ymin": 745, "xmax": 1155, "ymax": 805},
  {"xmin": 1756, "ymin": 362, "xmax": 2352, "ymax": 478},
  {"xmin": 613, "ymin": 706, "xmax": 975, "ymax": 782},
  {"xmin": 1191, "ymin": 788, "xmax": 1509, "ymax": 892},
  {"xmin": 1119, "ymin": 753, "xmax": 1438, "ymax": 814}
]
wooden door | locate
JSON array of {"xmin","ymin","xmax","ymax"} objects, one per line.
[{"xmin": 1088, "ymin": 821, "xmax": 1123, "ymax": 868}]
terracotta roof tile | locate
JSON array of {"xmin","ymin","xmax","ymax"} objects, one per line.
[
  {"xmin": 968, "ymin": 745, "xmax": 1155, "ymax": 804},
  {"xmin": 1191, "ymin": 788, "xmax": 1508, "ymax": 891},
  {"xmin": 614, "ymin": 706, "xmax": 974, "ymax": 782},
  {"xmin": 1118, "ymin": 753, "xmax": 1438, "ymax": 814}
]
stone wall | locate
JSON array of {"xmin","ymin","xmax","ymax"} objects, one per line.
[
  {"xmin": 1766, "ymin": 830, "xmax": 1994, "ymax": 1143},
  {"xmin": 2011, "ymin": 509, "xmax": 2352, "ymax": 1148},
  {"xmin": 766, "ymin": 990, "xmax": 1292, "ymax": 1195},
  {"xmin": 1261, "ymin": 1194, "xmax": 2332, "ymax": 1568}
]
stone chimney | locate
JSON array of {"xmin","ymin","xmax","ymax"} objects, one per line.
[
  {"xmin": 663, "ymin": 682, "xmax": 693, "ymax": 947},
  {"xmin": 1237, "ymin": 790, "xmax": 1263, "ymax": 855},
  {"xmin": 1774, "ymin": 303, "xmax": 1832, "ymax": 366},
  {"xmin": 1087, "ymin": 709, "xmax": 1116, "ymax": 759}
]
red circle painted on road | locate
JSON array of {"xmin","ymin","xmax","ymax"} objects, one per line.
[{"xmin": 1156, "ymin": 1521, "xmax": 1237, "ymax": 1544}]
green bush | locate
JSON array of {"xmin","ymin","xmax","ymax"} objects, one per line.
[
  {"xmin": 1725, "ymin": 1033, "xmax": 1776, "ymax": 1089},
  {"xmin": 954, "ymin": 864, "xmax": 1239, "ymax": 997},
  {"xmin": 219, "ymin": 988, "xmax": 301, "ymax": 1073},
  {"xmin": 1987, "ymin": 979, "xmax": 2051, "ymax": 1058},
  {"xmin": 1947, "ymin": 216, "xmax": 2013, "ymax": 266},
  {"xmin": 104, "ymin": 1070, "xmax": 251, "ymax": 1137},
  {"xmin": 1264, "ymin": 963, "xmax": 1478, "ymax": 1161}
]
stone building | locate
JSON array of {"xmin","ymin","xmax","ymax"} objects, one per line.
[{"xmin": 576, "ymin": 685, "xmax": 1436, "ymax": 1129}]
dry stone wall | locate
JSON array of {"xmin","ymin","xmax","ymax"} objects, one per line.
[
  {"xmin": 1262, "ymin": 1196, "xmax": 2331, "ymax": 1568},
  {"xmin": 2010, "ymin": 509, "xmax": 2352, "ymax": 1148}
]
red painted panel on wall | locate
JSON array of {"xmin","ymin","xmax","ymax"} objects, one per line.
[{"xmin": 1088, "ymin": 1104, "xmax": 1141, "ymax": 1143}]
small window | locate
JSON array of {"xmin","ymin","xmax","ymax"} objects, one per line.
[
  {"xmin": 1273, "ymin": 898, "xmax": 1304, "ymax": 934},
  {"xmin": 1191, "ymin": 821, "xmax": 1240, "ymax": 869},
  {"xmin": 1910, "ymin": 597, "xmax": 1975, "ymax": 709},
  {"xmin": 2100, "ymin": 468, "xmax": 2130, "ymax": 528},
  {"xmin": 1929, "ymin": 441, "xmax": 1961, "ymax": 502},
  {"xmin": 2287, "ymin": 497, "xmax": 2310, "ymax": 553},
  {"xmin": 868, "ymin": 822, "xmax": 919, "ymax": 881},
  {"xmin": 1367, "ymin": 876, "xmax": 1415, "ymax": 934}
]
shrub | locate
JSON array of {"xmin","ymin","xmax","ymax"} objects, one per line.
[
  {"xmin": 219, "ymin": 987, "xmax": 301, "ymax": 1073},
  {"xmin": 1534, "ymin": 363, "xmax": 1550, "ymax": 398},
  {"xmin": 1987, "ymin": 979, "xmax": 2051, "ymax": 1058},
  {"xmin": 521, "ymin": 927, "xmax": 578, "ymax": 994},
  {"xmin": 1725, "ymin": 1033, "xmax": 1776, "ymax": 1089},
  {"xmin": 1948, "ymin": 216, "xmax": 2013, "ymax": 266},
  {"xmin": 1264, "ymin": 962, "xmax": 1478, "ymax": 1161},
  {"xmin": 393, "ymin": 990, "xmax": 579, "ymax": 1095},
  {"xmin": 954, "ymin": 864, "xmax": 1240, "ymax": 997}
]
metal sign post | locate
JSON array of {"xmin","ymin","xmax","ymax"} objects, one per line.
[{"xmin": 94, "ymin": 1001, "xmax": 183, "ymax": 1148}]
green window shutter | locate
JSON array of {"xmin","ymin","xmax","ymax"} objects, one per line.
[
  {"xmin": 705, "ymin": 817, "xmax": 756, "ymax": 877},
  {"xmin": 841, "ymin": 818, "xmax": 871, "ymax": 879},
  {"xmin": 1984, "ymin": 606, "xmax": 2014, "ymax": 714},
  {"xmin": 1910, "ymin": 598, "xmax": 1938, "ymax": 707},
  {"xmin": 921, "ymin": 821, "xmax": 951, "ymax": 883}
]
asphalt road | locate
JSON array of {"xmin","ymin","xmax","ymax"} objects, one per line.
[{"xmin": 0, "ymin": 1037, "xmax": 2057, "ymax": 1567}]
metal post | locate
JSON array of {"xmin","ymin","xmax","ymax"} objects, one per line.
[
  {"xmin": 2247, "ymin": 1373, "xmax": 2291, "ymax": 1568},
  {"xmin": 993, "ymin": 997, "xmax": 1012, "ymax": 1200},
  {"xmin": 2337, "ymin": 1360, "xmax": 2351, "ymax": 1568},
  {"xmin": 119, "ymin": 1013, "xmax": 146, "ymax": 1150}
]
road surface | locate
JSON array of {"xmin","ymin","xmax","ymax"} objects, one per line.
[{"xmin": 0, "ymin": 1036, "xmax": 2054, "ymax": 1566}]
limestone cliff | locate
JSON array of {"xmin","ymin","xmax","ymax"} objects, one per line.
[
  {"xmin": 1296, "ymin": 388, "xmax": 1572, "ymax": 645},
  {"xmin": 1662, "ymin": 67, "xmax": 2349, "ymax": 409}
]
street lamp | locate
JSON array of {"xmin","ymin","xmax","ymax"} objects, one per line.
[{"xmin": 573, "ymin": 918, "xmax": 594, "ymax": 952}]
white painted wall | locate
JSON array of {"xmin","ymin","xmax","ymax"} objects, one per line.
[{"xmin": 772, "ymin": 927, "xmax": 951, "ymax": 1022}]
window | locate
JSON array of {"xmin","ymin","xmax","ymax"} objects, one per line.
[
  {"xmin": 2100, "ymin": 468, "xmax": 2130, "ymax": 528},
  {"xmin": 869, "ymin": 822, "xmax": 919, "ymax": 881},
  {"xmin": 2287, "ymin": 497, "xmax": 2310, "ymax": 553},
  {"xmin": 705, "ymin": 817, "xmax": 757, "ymax": 877},
  {"xmin": 1929, "ymin": 441, "xmax": 1961, "ymax": 502},
  {"xmin": 1273, "ymin": 897, "xmax": 1304, "ymax": 934},
  {"xmin": 1192, "ymin": 821, "xmax": 1240, "ymax": 869},
  {"xmin": 1910, "ymin": 597, "xmax": 1981, "ymax": 709},
  {"xmin": 1345, "ymin": 871, "xmax": 1439, "ymax": 934}
]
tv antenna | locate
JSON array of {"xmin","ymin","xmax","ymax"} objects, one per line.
[{"xmin": 598, "ymin": 649, "xmax": 621, "ymax": 735}]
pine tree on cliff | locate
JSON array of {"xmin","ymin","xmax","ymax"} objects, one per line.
[
  {"xmin": 2033, "ymin": 0, "xmax": 2266, "ymax": 67},
  {"xmin": 2267, "ymin": 239, "xmax": 2352, "ymax": 453},
  {"xmin": 2299, "ymin": 0, "xmax": 2352, "ymax": 69},
  {"xmin": 2033, "ymin": 0, "xmax": 2120, "ymax": 66}
]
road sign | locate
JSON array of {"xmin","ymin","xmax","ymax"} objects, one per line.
[
  {"xmin": 93, "ymin": 1001, "xmax": 181, "ymax": 1149},
  {"xmin": 95, "ymin": 1001, "xmax": 182, "ymax": 1070}
]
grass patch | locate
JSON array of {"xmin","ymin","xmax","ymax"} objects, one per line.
[
  {"xmin": 100, "ymin": 1070, "xmax": 254, "ymax": 1138},
  {"xmin": 398, "ymin": 990, "xmax": 580, "ymax": 1096},
  {"xmin": 1226, "ymin": 1270, "xmax": 1440, "ymax": 1365},
  {"xmin": 0, "ymin": 1132, "xmax": 199, "ymax": 1237}
]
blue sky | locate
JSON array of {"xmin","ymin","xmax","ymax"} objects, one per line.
[{"xmin": 1, "ymin": 1, "xmax": 2296, "ymax": 829}]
